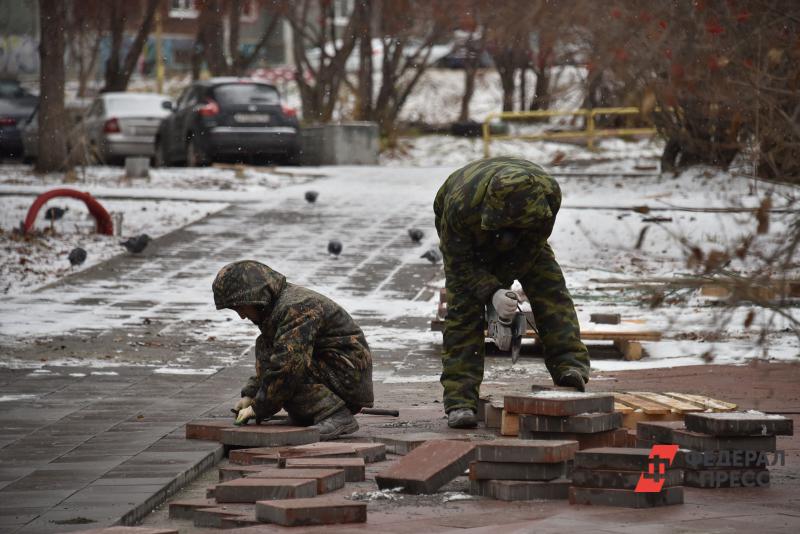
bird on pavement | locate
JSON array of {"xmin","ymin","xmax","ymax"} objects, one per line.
[
  {"xmin": 120, "ymin": 234, "xmax": 151, "ymax": 253},
  {"xmin": 68, "ymin": 247, "xmax": 87, "ymax": 266},
  {"xmin": 327, "ymin": 239, "xmax": 342, "ymax": 258},
  {"xmin": 408, "ymin": 228, "xmax": 424, "ymax": 243},
  {"xmin": 44, "ymin": 206, "xmax": 68, "ymax": 221},
  {"xmin": 305, "ymin": 191, "xmax": 319, "ymax": 203},
  {"xmin": 421, "ymin": 247, "xmax": 442, "ymax": 264}
]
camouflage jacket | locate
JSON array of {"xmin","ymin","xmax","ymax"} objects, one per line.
[
  {"xmin": 433, "ymin": 156, "xmax": 562, "ymax": 303},
  {"xmin": 213, "ymin": 261, "xmax": 372, "ymax": 418}
]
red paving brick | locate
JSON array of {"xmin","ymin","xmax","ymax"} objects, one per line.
[
  {"xmin": 219, "ymin": 465, "xmax": 272, "ymax": 482},
  {"xmin": 374, "ymin": 433, "xmax": 468, "ymax": 455},
  {"xmin": 283, "ymin": 457, "xmax": 366, "ymax": 482},
  {"xmin": 475, "ymin": 439, "xmax": 578, "ymax": 463},
  {"xmin": 193, "ymin": 507, "xmax": 250, "ymax": 528},
  {"xmin": 167, "ymin": 498, "xmax": 217, "ymax": 519},
  {"xmin": 684, "ymin": 411, "xmax": 793, "ymax": 436},
  {"xmin": 214, "ymin": 477, "xmax": 317, "ymax": 503},
  {"xmin": 228, "ymin": 447, "xmax": 281, "ymax": 465},
  {"xmin": 519, "ymin": 428, "xmax": 629, "ymax": 449},
  {"xmin": 246, "ymin": 467, "xmax": 346, "ymax": 493},
  {"xmin": 185, "ymin": 419, "xmax": 233, "ymax": 442},
  {"xmin": 220, "ymin": 425, "xmax": 320, "ymax": 447},
  {"xmin": 569, "ymin": 486, "xmax": 684, "ymax": 508},
  {"xmin": 255, "ymin": 496, "xmax": 367, "ymax": 526},
  {"xmin": 375, "ymin": 439, "xmax": 476, "ymax": 494},
  {"xmin": 519, "ymin": 412, "xmax": 622, "ymax": 434},
  {"xmin": 503, "ymin": 392, "xmax": 615, "ymax": 416}
]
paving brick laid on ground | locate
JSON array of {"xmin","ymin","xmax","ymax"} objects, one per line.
[
  {"xmin": 475, "ymin": 479, "xmax": 573, "ymax": 501},
  {"xmin": 475, "ymin": 440, "xmax": 578, "ymax": 463},
  {"xmin": 219, "ymin": 425, "xmax": 320, "ymax": 448},
  {"xmin": 219, "ymin": 465, "xmax": 272, "ymax": 482},
  {"xmin": 277, "ymin": 441, "xmax": 386, "ymax": 464},
  {"xmin": 684, "ymin": 411, "xmax": 793, "ymax": 437},
  {"xmin": 503, "ymin": 392, "xmax": 615, "ymax": 416},
  {"xmin": 374, "ymin": 433, "xmax": 468, "ymax": 455},
  {"xmin": 246, "ymin": 467, "xmax": 346, "ymax": 493},
  {"xmin": 167, "ymin": 498, "xmax": 218, "ymax": 519},
  {"xmin": 192, "ymin": 507, "xmax": 250, "ymax": 528},
  {"xmin": 283, "ymin": 457, "xmax": 366, "ymax": 482},
  {"xmin": 255, "ymin": 497, "xmax": 367, "ymax": 526},
  {"xmin": 569, "ymin": 486, "xmax": 684, "ymax": 508},
  {"xmin": 214, "ymin": 477, "xmax": 317, "ymax": 503},
  {"xmin": 375, "ymin": 440, "xmax": 476, "ymax": 494}
]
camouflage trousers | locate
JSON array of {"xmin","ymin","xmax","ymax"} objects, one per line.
[
  {"xmin": 441, "ymin": 243, "xmax": 590, "ymax": 413},
  {"xmin": 254, "ymin": 350, "xmax": 374, "ymax": 425}
]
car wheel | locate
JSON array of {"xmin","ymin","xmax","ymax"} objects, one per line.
[{"xmin": 186, "ymin": 135, "xmax": 209, "ymax": 167}]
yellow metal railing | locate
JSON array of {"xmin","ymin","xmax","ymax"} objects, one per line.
[{"xmin": 482, "ymin": 107, "xmax": 658, "ymax": 157}]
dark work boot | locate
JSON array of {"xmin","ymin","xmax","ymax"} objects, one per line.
[
  {"xmin": 555, "ymin": 369, "xmax": 586, "ymax": 392},
  {"xmin": 447, "ymin": 408, "xmax": 478, "ymax": 429},
  {"xmin": 312, "ymin": 407, "xmax": 359, "ymax": 441}
]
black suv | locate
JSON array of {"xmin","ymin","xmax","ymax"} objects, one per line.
[{"xmin": 155, "ymin": 78, "xmax": 300, "ymax": 166}]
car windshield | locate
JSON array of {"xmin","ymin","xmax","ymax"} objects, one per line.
[
  {"xmin": 104, "ymin": 95, "xmax": 171, "ymax": 117},
  {"xmin": 213, "ymin": 84, "xmax": 280, "ymax": 106}
]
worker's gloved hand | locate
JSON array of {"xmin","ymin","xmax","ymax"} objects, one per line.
[
  {"xmin": 235, "ymin": 406, "xmax": 256, "ymax": 426},
  {"xmin": 492, "ymin": 289, "xmax": 518, "ymax": 320},
  {"xmin": 234, "ymin": 396, "xmax": 253, "ymax": 412}
]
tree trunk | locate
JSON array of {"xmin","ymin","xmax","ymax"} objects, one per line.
[
  {"xmin": 102, "ymin": 0, "xmax": 159, "ymax": 91},
  {"xmin": 458, "ymin": 61, "xmax": 477, "ymax": 121},
  {"xmin": 518, "ymin": 66, "xmax": 527, "ymax": 111},
  {"xmin": 354, "ymin": 0, "xmax": 373, "ymax": 121},
  {"xmin": 36, "ymin": 0, "xmax": 68, "ymax": 172}
]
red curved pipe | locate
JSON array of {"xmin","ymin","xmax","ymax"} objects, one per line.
[{"xmin": 23, "ymin": 188, "xmax": 114, "ymax": 235}]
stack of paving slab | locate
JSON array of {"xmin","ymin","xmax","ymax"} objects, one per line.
[
  {"xmin": 637, "ymin": 411, "xmax": 793, "ymax": 488},
  {"xmin": 569, "ymin": 447, "xmax": 685, "ymax": 508},
  {"xmin": 468, "ymin": 439, "xmax": 579, "ymax": 501},
  {"xmin": 503, "ymin": 390, "xmax": 627, "ymax": 449},
  {"xmin": 181, "ymin": 419, "xmax": 388, "ymax": 526}
]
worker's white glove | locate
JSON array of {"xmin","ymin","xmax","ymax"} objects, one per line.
[
  {"xmin": 492, "ymin": 289, "xmax": 518, "ymax": 320},
  {"xmin": 235, "ymin": 405, "xmax": 256, "ymax": 426},
  {"xmin": 235, "ymin": 396, "xmax": 253, "ymax": 412}
]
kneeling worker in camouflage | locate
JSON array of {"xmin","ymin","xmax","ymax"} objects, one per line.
[
  {"xmin": 434, "ymin": 156, "xmax": 591, "ymax": 428},
  {"xmin": 212, "ymin": 260, "xmax": 374, "ymax": 440}
]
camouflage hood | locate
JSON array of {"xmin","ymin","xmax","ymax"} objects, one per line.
[
  {"xmin": 212, "ymin": 260, "xmax": 287, "ymax": 310},
  {"xmin": 479, "ymin": 160, "xmax": 561, "ymax": 230}
]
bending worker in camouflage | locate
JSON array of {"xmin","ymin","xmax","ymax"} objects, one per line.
[
  {"xmin": 434, "ymin": 156, "xmax": 591, "ymax": 428},
  {"xmin": 212, "ymin": 260, "xmax": 374, "ymax": 440}
]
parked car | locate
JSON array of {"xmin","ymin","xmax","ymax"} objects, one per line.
[
  {"xmin": 72, "ymin": 92, "xmax": 172, "ymax": 164},
  {"xmin": 0, "ymin": 79, "xmax": 37, "ymax": 159},
  {"xmin": 154, "ymin": 78, "xmax": 300, "ymax": 166},
  {"xmin": 21, "ymin": 100, "xmax": 91, "ymax": 163}
]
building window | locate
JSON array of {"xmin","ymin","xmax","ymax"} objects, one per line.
[
  {"xmin": 240, "ymin": 0, "xmax": 258, "ymax": 23},
  {"xmin": 169, "ymin": 0, "xmax": 198, "ymax": 19}
]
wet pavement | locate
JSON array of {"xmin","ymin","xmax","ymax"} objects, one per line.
[{"xmin": 1, "ymin": 166, "xmax": 798, "ymax": 532}]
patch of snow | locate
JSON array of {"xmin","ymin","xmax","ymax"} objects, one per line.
[
  {"xmin": 153, "ymin": 367, "xmax": 219, "ymax": 375},
  {"xmin": 0, "ymin": 394, "xmax": 37, "ymax": 402}
]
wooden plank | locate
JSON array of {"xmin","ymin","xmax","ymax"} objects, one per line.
[
  {"xmin": 614, "ymin": 402, "xmax": 634, "ymax": 415},
  {"xmin": 627, "ymin": 392, "xmax": 702, "ymax": 414},
  {"xmin": 612, "ymin": 392, "xmax": 670, "ymax": 415},
  {"xmin": 663, "ymin": 392, "xmax": 737, "ymax": 412},
  {"xmin": 614, "ymin": 339, "xmax": 643, "ymax": 361}
]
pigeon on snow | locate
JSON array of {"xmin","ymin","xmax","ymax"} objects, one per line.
[
  {"xmin": 68, "ymin": 247, "xmax": 87, "ymax": 266},
  {"xmin": 305, "ymin": 191, "xmax": 319, "ymax": 203},
  {"xmin": 408, "ymin": 228, "xmax": 424, "ymax": 243},
  {"xmin": 421, "ymin": 247, "xmax": 442, "ymax": 264},
  {"xmin": 120, "ymin": 234, "xmax": 151, "ymax": 253},
  {"xmin": 45, "ymin": 206, "xmax": 68, "ymax": 221},
  {"xmin": 327, "ymin": 239, "xmax": 343, "ymax": 257}
]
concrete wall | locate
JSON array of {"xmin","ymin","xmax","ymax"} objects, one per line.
[{"xmin": 300, "ymin": 122, "xmax": 379, "ymax": 166}]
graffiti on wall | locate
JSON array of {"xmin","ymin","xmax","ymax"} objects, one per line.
[{"xmin": 0, "ymin": 36, "xmax": 40, "ymax": 76}]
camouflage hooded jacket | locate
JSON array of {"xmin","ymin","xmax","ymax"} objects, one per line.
[
  {"xmin": 433, "ymin": 156, "xmax": 562, "ymax": 303},
  {"xmin": 212, "ymin": 260, "xmax": 373, "ymax": 417}
]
